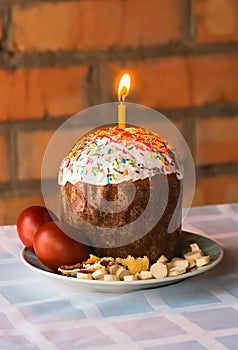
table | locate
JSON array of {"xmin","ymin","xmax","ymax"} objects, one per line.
[{"xmin": 0, "ymin": 203, "xmax": 238, "ymax": 350}]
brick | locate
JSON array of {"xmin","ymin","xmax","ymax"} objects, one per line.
[
  {"xmin": 0, "ymin": 17, "xmax": 3, "ymax": 41},
  {"xmin": 0, "ymin": 194, "xmax": 45, "ymax": 225},
  {"xmin": 188, "ymin": 53, "xmax": 238, "ymax": 106},
  {"xmin": 146, "ymin": 118, "xmax": 184, "ymax": 138},
  {"xmin": 12, "ymin": 0, "xmax": 184, "ymax": 52},
  {"xmin": 122, "ymin": 0, "xmax": 184, "ymax": 47},
  {"xmin": 12, "ymin": 1, "xmax": 119, "ymax": 51},
  {"xmin": 193, "ymin": 174, "xmax": 238, "ymax": 206},
  {"xmin": 39, "ymin": 66, "xmax": 90, "ymax": 117},
  {"xmin": 0, "ymin": 66, "xmax": 89, "ymax": 121},
  {"xmin": 195, "ymin": 115, "xmax": 238, "ymax": 165},
  {"xmin": 17, "ymin": 126, "xmax": 89, "ymax": 180},
  {"xmin": 100, "ymin": 57, "xmax": 191, "ymax": 109},
  {"xmin": 101, "ymin": 53, "xmax": 238, "ymax": 109},
  {"xmin": 195, "ymin": 0, "xmax": 238, "ymax": 43},
  {"xmin": 0, "ymin": 134, "xmax": 9, "ymax": 183},
  {"xmin": 17, "ymin": 130, "xmax": 54, "ymax": 180}
]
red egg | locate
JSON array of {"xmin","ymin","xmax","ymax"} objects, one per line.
[
  {"xmin": 17, "ymin": 206, "xmax": 58, "ymax": 251},
  {"xmin": 33, "ymin": 221, "xmax": 90, "ymax": 270}
]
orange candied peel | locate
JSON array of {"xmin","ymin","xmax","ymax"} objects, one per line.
[{"xmin": 83, "ymin": 254, "xmax": 101, "ymax": 265}]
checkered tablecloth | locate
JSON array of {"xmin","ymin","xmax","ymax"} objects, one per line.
[{"xmin": 0, "ymin": 203, "xmax": 238, "ymax": 350}]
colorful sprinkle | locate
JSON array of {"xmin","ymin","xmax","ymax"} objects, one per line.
[{"xmin": 58, "ymin": 126, "xmax": 183, "ymax": 186}]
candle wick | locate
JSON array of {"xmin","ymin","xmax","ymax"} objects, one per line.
[{"xmin": 119, "ymin": 96, "xmax": 125, "ymax": 103}]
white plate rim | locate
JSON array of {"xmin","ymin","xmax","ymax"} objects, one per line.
[{"xmin": 20, "ymin": 231, "xmax": 224, "ymax": 291}]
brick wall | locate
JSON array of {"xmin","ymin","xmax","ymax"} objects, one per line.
[{"xmin": 0, "ymin": 0, "xmax": 238, "ymax": 224}]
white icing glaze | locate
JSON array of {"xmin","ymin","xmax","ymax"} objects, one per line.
[{"xmin": 58, "ymin": 126, "xmax": 183, "ymax": 186}]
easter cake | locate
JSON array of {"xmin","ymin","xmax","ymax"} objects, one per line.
[{"xmin": 58, "ymin": 125, "xmax": 183, "ymax": 263}]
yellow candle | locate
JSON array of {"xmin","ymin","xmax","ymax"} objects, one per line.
[
  {"xmin": 117, "ymin": 73, "xmax": 131, "ymax": 129},
  {"xmin": 118, "ymin": 102, "xmax": 126, "ymax": 129}
]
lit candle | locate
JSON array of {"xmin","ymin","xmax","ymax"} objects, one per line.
[{"xmin": 118, "ymin": 73, "xmax": 131, "ymax": 129}]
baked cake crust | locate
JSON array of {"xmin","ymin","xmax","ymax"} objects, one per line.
[{"xmin": 60, "ymin": 173, "xmax": 182, "ymax": 263}]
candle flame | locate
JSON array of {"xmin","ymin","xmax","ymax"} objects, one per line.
[{"xmin": 118, "ymin": 73, "xmax": 131, "ymax": 102}]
